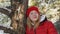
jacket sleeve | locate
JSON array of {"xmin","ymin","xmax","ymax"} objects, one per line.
[{"xmin": 47, "ymin": 21, "xmax": 58, "ymax": 34}]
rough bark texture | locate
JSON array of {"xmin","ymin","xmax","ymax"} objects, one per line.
[{"xmin": 0, "ymin": 0, "xmax": 28, "ymax": 34}]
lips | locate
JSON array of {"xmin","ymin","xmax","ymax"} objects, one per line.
[{"xmin": 33, "ymin": 16, "xmax": 37, "ymax": 18}]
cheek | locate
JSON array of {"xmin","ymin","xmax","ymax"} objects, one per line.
[
  {"xmin": 29, "ymin": 15, "xmax": 33, "ymax": 19},
  {"xmin": 36, "ymin": 14, "xmax": 39, "ymax": 17}
]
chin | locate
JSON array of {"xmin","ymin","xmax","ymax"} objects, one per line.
[{"xmin": 32, "ymin": 19, "xmax": 38, "ymax": 22}]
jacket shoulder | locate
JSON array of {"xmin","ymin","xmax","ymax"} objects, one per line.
[{"xmin": 42, "ymin": 20, "xmax": 54, "ymax": 28}]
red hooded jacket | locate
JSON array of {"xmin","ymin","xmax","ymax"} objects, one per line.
[
  {"xmin": 26, "ymin": 18, "xmax": 58, "ymax": 34},
  {"xmin": 26, "ymin": 6, "xmax": 58, "ymax": 34}
]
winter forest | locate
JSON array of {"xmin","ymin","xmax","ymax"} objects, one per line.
[{"xmin": 0, "ymin": 0, "xmax": 60, "ymax": 34}]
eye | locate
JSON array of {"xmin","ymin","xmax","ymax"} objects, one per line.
[
  {"xmin": 35, "ymin": 12, "xmax": 37, "ymax": 14},
  {"xmin": 31, "ymin": 13, "xmax": 33, "ymax": 15}
]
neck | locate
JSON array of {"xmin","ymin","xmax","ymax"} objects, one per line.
[
  {"xmin": 33, "ymin": 21, "xmax": 36, "ymax": 24},
  {"xmin": 31, "ymin": 21, "xmax": 36, "ymax": 26}
]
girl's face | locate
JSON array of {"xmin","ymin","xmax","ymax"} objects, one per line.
[{"xmin": 29, "ymin": 10, "xmax": 39, "ymax": 22}]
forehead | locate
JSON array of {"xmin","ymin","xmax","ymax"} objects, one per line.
[{"xmin": 30, "ymin": 10, "xmax": 37, "ymax": 13}]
